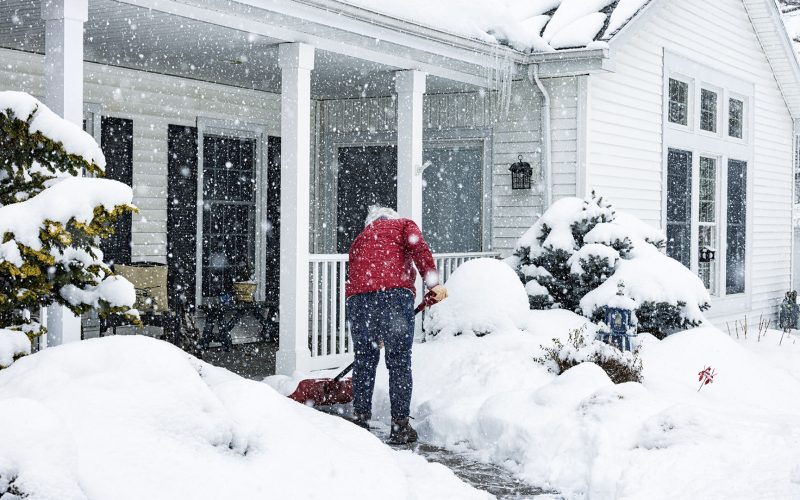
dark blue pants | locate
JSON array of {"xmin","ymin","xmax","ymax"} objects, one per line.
[{"xmin": 347, "ymin": 289, "xmax": 415, "ymax": 420}]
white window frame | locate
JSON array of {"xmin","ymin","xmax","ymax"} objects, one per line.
[
  {"xmin": 726, "ymin": 92, "xmax": 748, "ymax": 143},
  {"xmin": 666, "ymin": 76, "xmax": 693, "ymax": 131},
  {"xmin": 195, "ymin": 117, "xmax": 274, "ymax": 306},
  {"xmin": 698, "ymin": 84, "xmax": 722, "ymax": 137},
  {"xmin": 83, "ymin": 102, "xmax": 102, "ymax": 143},
  {"xmin": 697, "ymin": 154, "xmax": 721, "ymax": 295},
  {"xmin": 662, "ymin": 51, "xmax": 755, "ymax": 314}
]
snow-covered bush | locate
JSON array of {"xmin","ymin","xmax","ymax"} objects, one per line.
[
  {"xmin": 534, "ymin": 326, "xmax": 643, "ymax": 384},
  {"xmin": 0, "ymin": 329, "xmax": 31, "ymax": 369},
  {"xmin": 509, "ymin": 193, "xmax": 710, "ymax": 338},
  {"xmin": 424, "ymin": 258, "xmax": 529, "ymax": 337},
  {"xmin": 0, "ymin": 92, "xmax": 138, "ymax": 358}
]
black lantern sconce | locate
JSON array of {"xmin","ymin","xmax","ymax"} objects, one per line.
[
  {"xmin": 699, "ymin": 246, "xmax": 716, "ymax": 263},
  {"xmin": 509, "ymin": 155, "xmax": 533, "ymax": 190}
]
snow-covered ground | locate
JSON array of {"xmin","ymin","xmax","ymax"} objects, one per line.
[
  {"xmin": 271, "ymin": 310, "xmax": 800, "ymax": 499},
  {"xmin": 0, "ymin": 336, "xmax": 489, "ymax": 500}
]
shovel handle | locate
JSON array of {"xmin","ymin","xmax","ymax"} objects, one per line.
[{"xmin": 333, "ymin": 290, "xmax": 439, "ymax": 382}]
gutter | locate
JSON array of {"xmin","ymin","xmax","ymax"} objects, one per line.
[
  {"xmin": 529, "ymin": 65, "xmax": 553, "ymax": 209},
  {"xmin": 235, "ymin": 0, "xmax": 609, "ymax": 72}
]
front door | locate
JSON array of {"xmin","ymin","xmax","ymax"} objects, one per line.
[{"xmin": 336, "ymin": 146, "xmax": 397, "ymax": 253}]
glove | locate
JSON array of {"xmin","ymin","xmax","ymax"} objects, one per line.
[{"xmin": 430, "ymin": 285, "xmax": 448, "ymax": 302}]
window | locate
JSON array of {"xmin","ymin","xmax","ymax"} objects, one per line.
[
  {"xmin": 201, "ymin": 135, "xmax": 257, "ymax": 298},
  {"xmin": 729, "ymin": 98, "xmax": 744, "ymax": 139},
  {"xmin": 664, "ymin": 53, "xmax": 752, "ymax": 302},
  {"xmin": 700, "ymin": 89, "xmax": 718, "ymax": 133},
  {"xmin": 698, "ymin": 157, "xmax": 718, "ymax": 294},
  {"xmin": 666, "ymin": 149, "xmax": 692, "ymax": 268},
  {"xmin": 726, "ymin": 160, "xmax": 747, "ymax": 295},
  {"xmin": 668, "ymin": 79, "xmax": 689, "ymax": 125},
  {"xmin": 422, "ymin": 146, "xmax": 484, "ymax": 253}
]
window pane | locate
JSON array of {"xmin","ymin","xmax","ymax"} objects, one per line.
[
  {"xmin": 422, "ymin": 147, "xmax": 484, "ymax": 253},
  {"xmin": 669, "ymin": 79, "xmax": 689, "ymax": 126},
  {"xmin": 202, "ymin": 134, "xmax": 257, "ymax": 298},
  {"xmin": 701, "ymin": 89, "xmax": 718, "ymax": 132},
  {"xmin": 698, "ymin": 157, "xmax": 718, "ymax": 294},
  {"xmin": 729, "ymin": 98, "xmax": 743, "ymax": 139},
  {"xmin": 667, "ymin": 149, "xmax": 692, "ymax": 268},
  {"xmin": 726, "ymin": 160, "xmax": 747, "ymax": 294}
]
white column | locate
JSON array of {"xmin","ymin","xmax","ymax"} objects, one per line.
[
  {"xmin": 42, "ymin": 0, "xmax": 87, "ymax": 346},
  {"xmin": 42, "ymin": 0, "xmax": 87, "ymax": 123},
  {"xmin": 276, "ymin": 43, "xmax": 314, "ymax": 375},
  {"xmin": 395, "ymin": 70, "xmax": 426, "ymax": 226}
]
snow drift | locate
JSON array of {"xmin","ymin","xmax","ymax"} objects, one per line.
[
  {"xmin": 369, "ymin": 313, "xmax": 800, "ymax": 498},
  {"xmin": 0, "ymin": 336, "xmax": 488, "ymax": 500}
]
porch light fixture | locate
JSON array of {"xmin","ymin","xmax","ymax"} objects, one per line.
[
  {"xmin": 509, "ymin": 155, "xmax": 533, "ymax": 190},
  {"xmin": 699, "ymin": 246, "xmax": 716, "ymax": 263}
]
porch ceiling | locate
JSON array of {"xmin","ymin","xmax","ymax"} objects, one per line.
[{"xmin": 0, "ymin": 0, "xmax": 482, "ymax": 99}]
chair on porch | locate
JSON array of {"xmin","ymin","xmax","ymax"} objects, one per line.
[{"xmin": 98, "ymin": 262, "xmax": 196, "ymax": 351}]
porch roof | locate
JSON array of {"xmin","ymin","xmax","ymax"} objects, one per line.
[{"xmin": 0, "ymin": 0, "xmax": 610, "ymax": 100}]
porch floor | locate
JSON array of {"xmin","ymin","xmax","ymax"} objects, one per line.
[
  {"xmin": 201, "ymin": 341, "xmax": 277, "ymax": 380},
  {"xmin": 83, "ymin": 314, "xmax": 278, "ymax": 381}
]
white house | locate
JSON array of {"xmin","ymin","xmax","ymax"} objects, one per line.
[{"xmin": 1, "ymin": 0, "xmax": 798, "ymax": 374}]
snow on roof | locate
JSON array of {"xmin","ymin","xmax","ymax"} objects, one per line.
[{"xmin": 338, "ymin": 0, "xmax": 651, "ymax": 52}]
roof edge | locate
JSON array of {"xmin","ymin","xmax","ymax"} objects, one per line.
[{"xmin": 744, "ymin": 0, "xmax": 800, "ymax": 119}]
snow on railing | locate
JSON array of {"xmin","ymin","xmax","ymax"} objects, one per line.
[
  {"xmin": 307, "ymin": 251, "xmax": 499, "ymax": 369},
  {"xmin": 433, "ymin": 252, "xmax": 500, "ymax": 284}
]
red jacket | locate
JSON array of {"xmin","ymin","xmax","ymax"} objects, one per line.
[{"xmin": 346, "ymin": 218, "xmax": 439, "ymax": 298}]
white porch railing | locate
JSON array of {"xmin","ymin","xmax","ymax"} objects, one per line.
[{"xmin": 306, "ymin": 251, "xmax": 500, "ymax": 370}]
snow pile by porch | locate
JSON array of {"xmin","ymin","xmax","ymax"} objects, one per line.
[
  {"xmin": 364, "ymin": 314, "xmax": 800, "ymax": 498},
  {"xmin": 0, "ymin": 336, "xmax": 489, "ymax": 500},
  {"xmin": 423, "ymin": 258, "xmax": 529, "ymax": 337},
  {"xmin": 338, "ymin": 0, "xmax": 651, "ymax": 51}
]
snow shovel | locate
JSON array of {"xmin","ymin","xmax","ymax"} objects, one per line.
[{"xmin": 288, "ymin": 290, "xmax": 439, "ymax": 407}]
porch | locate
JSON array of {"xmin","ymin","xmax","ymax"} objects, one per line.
[{"xmin": 0, "ymin": 0, "xmax": 552, "ymax": 374}]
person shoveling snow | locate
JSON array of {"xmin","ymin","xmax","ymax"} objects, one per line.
[{"xmin": 345, "ymin": 205, "xmax": 447, "ymax": 444}]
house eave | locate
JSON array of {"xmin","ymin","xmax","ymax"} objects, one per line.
[
  {"xmin": 742, "ymin": 0, "xmax": 800, "ymax": 119},
  {"xmin": 114, "ymin": 0, "xmax": 611, "ymax": 86}
]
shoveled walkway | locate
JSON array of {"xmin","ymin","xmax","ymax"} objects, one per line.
[
  {"xmin": 373, "ymin": 422, "xmax": 558, "ymax": 499},
  {"xmin": 203, "ymin": 345, "xmax": 556, "ymax": 498}
]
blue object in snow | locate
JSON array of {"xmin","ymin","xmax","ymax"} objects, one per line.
[{"xmin": 597, "ymin": 282, "xmax": 637, "ymax": 352}]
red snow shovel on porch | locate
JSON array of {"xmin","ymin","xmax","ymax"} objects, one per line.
[{"xmin": 288, "ymin": 291, "xmax": 439, "ymax": 407}]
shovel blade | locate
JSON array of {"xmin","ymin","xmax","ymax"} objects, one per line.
[{"xmin": 288, "ymin": 378, "xmax": 354, "ymax": 406}]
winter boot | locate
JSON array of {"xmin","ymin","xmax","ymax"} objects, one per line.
[
  {"xmin": 388, "ymin": 418, "xmax": 418, "ymax": 445},
  {"xmin": 351, "ymin": 412, "xmax": 372, "ymax": 430}
]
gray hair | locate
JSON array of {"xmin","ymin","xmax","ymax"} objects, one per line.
[{"xmin": 364, "ymin": 205, "xmax": 400, "ymax": 227}]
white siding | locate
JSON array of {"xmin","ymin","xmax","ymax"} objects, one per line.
[
  {"xmin": 492, "ymin": 81, "xmax": 545, "ymax": 254},
  {"xmin": 587, "ymin": 0, "xmax": 794, "ymax": 325},
  {"xmin": 317, "ymin": 77, "xmax": 580, "ymax": 256},
  {"xmin": 0, "ymin": 48, "xmax": 282, "ymax": 264},
  {"xmin": 543, "ymin": 77, "xmax": 580, "ymax": 200}
]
